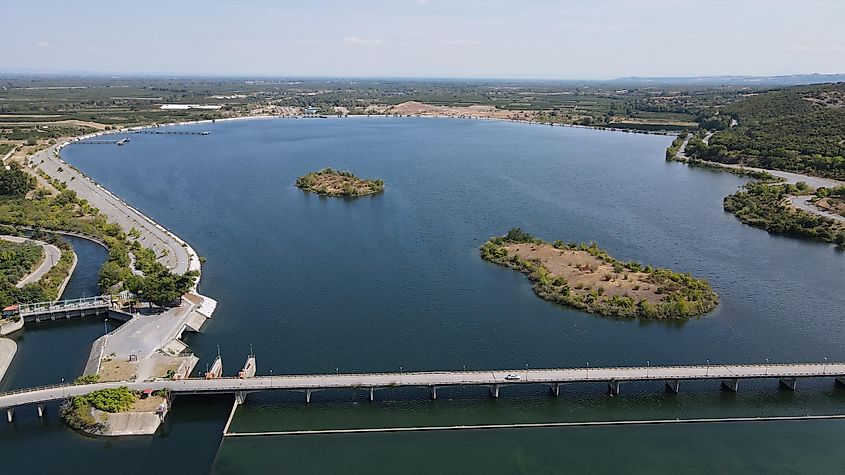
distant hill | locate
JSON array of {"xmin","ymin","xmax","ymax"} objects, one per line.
[
  {"xmin": 698, "ymin": 83, "xmax": 845, "ymax": 179},
  {"xmin": 609, "ymin": 74, "xmax": 845, "ymax": 87}
]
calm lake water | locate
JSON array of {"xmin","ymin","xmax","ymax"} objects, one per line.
[{"xmin": 3, "ymin": 117, "xmax": 844, "ymax": 473}]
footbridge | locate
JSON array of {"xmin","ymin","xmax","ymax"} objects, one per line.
[
  {"xmin": 19, "ymin": 295, "xmax": 112, "ymax": 322},
  {"xmin": 4, "ymin": 361, "xmax": 845, "ymax": 421}
]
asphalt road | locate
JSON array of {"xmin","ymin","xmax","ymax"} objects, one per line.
[{"xmin": 2, "ymin": 362, "xmax": 844, "ymax": 408}]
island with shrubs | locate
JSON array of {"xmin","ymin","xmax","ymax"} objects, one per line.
[
  {"xmin": 480, "ymin": 229, "xmax": 719, "ymax": 320},
  {"xmin": 295, "ymin": 168, "xmax": 384, "ymax": 197}
]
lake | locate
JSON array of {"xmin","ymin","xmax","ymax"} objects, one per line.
[{"xmin": 2, "ymin": 117, "xmax": 844, "ymax": 473}]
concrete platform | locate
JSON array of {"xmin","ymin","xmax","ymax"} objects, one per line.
[
  {"xmin": 92, "ymin": 408, "xmax": 163, "ymax": 436},
  {"xmin": 0, "ymin": 338, "xmax": 17, "ymax": 384}
]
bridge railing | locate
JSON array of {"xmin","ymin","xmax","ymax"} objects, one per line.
[
  {"xmin": 0, "ymin": 382, "xmax": 74, "ymax": 397},
  {"xmin": 19, "ymin": 295, "xmax": 112, "ymax": 316}
]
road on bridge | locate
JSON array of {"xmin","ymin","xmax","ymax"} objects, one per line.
[{"xmin": 2, "ymin": 362, "xmax": 844, "ymax": 410}]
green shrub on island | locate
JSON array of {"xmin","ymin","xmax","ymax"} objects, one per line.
[
  {"xmin": 60, "ymin": 386, "xmax": 136, "ymax": 433},
  {"xmin": 296, "ymin": 168, "xmax": 384, "ymax": 197},
  {"xmin": 480, "ymin": 228, "xmax": 719, "ymax": 320}
]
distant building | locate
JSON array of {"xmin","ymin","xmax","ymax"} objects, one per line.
[{"xmin": 304, "ymin": 107, "xmax": 319, "ymax": 115}]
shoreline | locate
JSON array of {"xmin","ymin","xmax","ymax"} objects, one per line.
[{"xmin": 22, "ymin": 117, "xmax": 217, "ymax": 411}]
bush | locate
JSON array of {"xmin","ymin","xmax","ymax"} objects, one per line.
[{"xmin": 0, "ymin": 163, "xmax": 36, "ymax": 196}]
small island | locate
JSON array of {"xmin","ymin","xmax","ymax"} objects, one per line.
[
  {"xmin": 481, "ymin": 229, "xmax": 719, "ymax": 320},
  {"xmin": 295, "ymin": 168, "xmax": 384, "ymax": 197}
]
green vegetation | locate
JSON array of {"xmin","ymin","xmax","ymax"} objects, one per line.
[
  {"xmin": 701, "ymin": 85, "xmax": 845, "ymax": 179},
  {"xmin": 665, "ymin": 133, "xmax": 687, "ymax": 159},
  {"xmin": 125, "ymin": 268, "xmax": 199, "ymax": 307},
  {"xmin": 0, "ymin": 233, "xmax": 75, "ymax": 308},
  {"xmin": 296, "ymin": 168, "xmax": 385, "ymax": 197},
  {"xmin": 60, "ymin": 386, "xmax": 136, "ymax": 433},
  {"xmin": 813, "ymin": 186, "xmax": 845, "ymax": 219},
  {"xmin": 0, "ymin": 239, "xmax": 43, "ymax": 284},
  {"xmin": 480, "ymin": 229, "xmax": 719, "ymax": 320},
  {"xmin": 73, "ymin": 374, "xmax": 101, "ymax": 384},
  {"xmin": 0, "ymin": 163, "xmax": 36, "ymax": 197},
  {"xmin": 0, "ymin": 179, "xmax": 195, "ymax": 306},
  {"xmin": 724, "ymin": 183, "xmax": 845, "ymax": 245}
]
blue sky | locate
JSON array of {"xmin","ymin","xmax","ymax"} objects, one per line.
[{"xmin": 3, "ymin": 0, "xmax": 844, "ymax": 78}]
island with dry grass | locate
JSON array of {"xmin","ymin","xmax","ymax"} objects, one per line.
[
  {"xmin": 295, "ymin": 168, "xmax": 384, "ymax": 197},
  {"xmin": 481, "ymin": 229, "xmax": 718, "ymax": 320}
]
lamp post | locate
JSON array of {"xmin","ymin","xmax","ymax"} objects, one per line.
[
  {"xmin": 525, "ymin": 363, "xmax": 529, "ymax": 381},
  {"xmin": 824, "ymin": 357, "xmax": 828, "ymax": 375},
  {"xmin": 586, "ymin": 362, "xmax": 590, "ymax": 379},
  {"xmin": 647, "ymin": 360, "xmax": 650, "ymax": 378},
  {"xmin": 706, "ymin": 359, "xmax": 710, "ymax": 377},
  {"xmin": 765, "ymin": 358, "xmax": 769, "ymax": 376}
]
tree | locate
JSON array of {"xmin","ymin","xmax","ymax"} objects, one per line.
[
  {"xmin": 136, "ymin": 270, "xmax": 198, "ymax": 307},
  {"xmin": 0, "ymin": 163, "xmax": 36, "ymax": 196}
]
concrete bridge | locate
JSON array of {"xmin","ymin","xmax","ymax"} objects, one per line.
[
  {"xmin": 19, "ymin": 295, "xmax": 113, "ymax": 323},
  {"xmin": 4, "ymin": 361, "xmax": 845, "ymax": 422}
]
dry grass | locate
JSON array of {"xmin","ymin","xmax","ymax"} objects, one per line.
[
  {"xmin": 98, "ymin": 358, "xmax": 138, "ymax": 382},
  {"xmin": 505, "ymin": 243, "xmax": 662, "ymax": 303}
]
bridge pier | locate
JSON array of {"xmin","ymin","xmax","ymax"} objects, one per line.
[
  {"xmin": 369, "ymin": 387, "xmax": 374, "ymax": 402},
  {"xmin": 550, "ymin": 383, "xmax": 560, "ymax": 397},
  {"xmin": 608, "ymin": 380, "xmax": 621, "ymax": 395},
  {"xmin": 779, "ymin": 377, "xmax": 797, "ymax": 390},
  {"xmin": 721, "ymin": 378, "xmax": 739, "ymax": 392},
  {"xmin": 305, "ymin": 390, "xmax": 312, "ymax": 404},
  {"xmin": 235, "ymin": 391, "xmax": 248, "ymax": 405},
  {"xmin": 835, "ymin": 376, "xmax": 845, "ymax": 387},
  {"xmin": 430, "ymin": 386, "xmax": 438, "ymax": 400},
  {"xmin": 37, "ymin": 404, "xmax": 45, "ymax": 418},
  {"xmin": 489, "ymin": 384, "xmax": 500, "ymax": 398},
  {"xmin": 665, "ymin": 380, "xmax": 680, "ymax": 394},
  {"xmin": 6, "ymin": 408, "xmax": 13, "ymax": 423}
]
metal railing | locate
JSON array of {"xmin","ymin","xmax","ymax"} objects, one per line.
[{"xmin": 19, "ymin": 295, "xmax": 111, "ymax": 316}]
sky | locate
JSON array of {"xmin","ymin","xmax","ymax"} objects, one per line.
[{"xmin": 3, "ymin": 0, "xmax": 844, "ymax": 79}]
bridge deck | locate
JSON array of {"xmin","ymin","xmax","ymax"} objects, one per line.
[{"xmin": 2, "ymin": 362, "xmax": 843, "ymax": 409}]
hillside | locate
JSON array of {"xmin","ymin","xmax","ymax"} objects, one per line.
[{"xmin": 703, "ymin": 83, "xmax": 845, "ymax": 179}]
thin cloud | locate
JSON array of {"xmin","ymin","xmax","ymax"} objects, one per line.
[
  {"xmin": 343, "ymin": 36, "xmax": 385, "ymax": 45},
  {"xmin": 441, "ymin": 39, "xmax": 482, "ymax": 46}
]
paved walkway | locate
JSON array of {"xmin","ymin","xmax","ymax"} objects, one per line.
[
  {"xmin": 789, "ymin": 196, "xmax": 845, "ymax": 223},
  {"xmin": 30, "ymin": 143, "xmax": 198, "ymax": 274},
  {"xmin": 97, "ymin": 301, "xmax": 195, "ymax": 361},
  {"xmin": 0, "ymin": 235, "xmax": 61, "ymax": 288}
]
